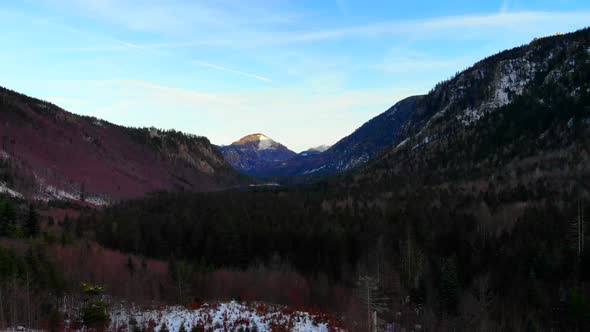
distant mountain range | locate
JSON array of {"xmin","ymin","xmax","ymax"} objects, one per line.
[
  {"xmin": 299, "ymin": 145, "xmax": 330, "ymax": 157},
  {"xmin": 219, "ymin": 93, "xmax": 421, "ymax": 178},
  {"xmin": 255, "ymin": 95, "xmax": 422, "ymax": 178}
]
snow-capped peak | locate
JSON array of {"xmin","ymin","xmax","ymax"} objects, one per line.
[
  {"xmin": 256, "ymin": 134, "xmax": 277, "ymax": 150},
  {"xmin": 232, "ymin": 133, "xmax": 279, "ymax": 150},
  {"xmin": 310, "ymin": 145, "xmax": 330, "ymax": 152},
  {"xmin": 258, "ymin": 138, "xmax": 276, "ymax": 150}
]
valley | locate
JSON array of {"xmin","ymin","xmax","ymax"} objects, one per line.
[{"xmin": 0, "ymin": 22, "xmax": 589, "ymax": 332}]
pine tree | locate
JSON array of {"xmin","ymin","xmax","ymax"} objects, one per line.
[
  {"xmin": 357, "ymin": 274, "xmax": 390, "ymax": 332},
  {"xmin": 127, "ymin": 256, "xmax": 136, "ymax": 275},
  {"xmin": 25, "ymin": 204, "xmax": 38, "ymax": 238},
  {"xmin": 0, "ymin": 200, "xmax": 16, "ymax": 236},
  {"xmin": 190, "ymin": 325, "xmax": 204, "ymax": 332},
  {"xmin": 80, "ymin": 181, "xmax": 86, "ymax": 202},
  {"xmin": 439, "ymin": 256, "xmax": 460, "ymax": 314},
  {"xmin": 80, "ymin": 283, "xmax": 109, "ymax": 329}
]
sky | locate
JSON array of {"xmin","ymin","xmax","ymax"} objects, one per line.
[{"xmin": 1, "ymin": 1, "xmax": 590, "ymax": 152}]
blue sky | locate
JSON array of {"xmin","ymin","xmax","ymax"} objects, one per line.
[{"xmin": 1, "ymin": 1, "xmax": 590, "ymax": 151}]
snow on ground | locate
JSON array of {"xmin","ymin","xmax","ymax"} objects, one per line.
[
  {"xmin": 0, "ymin": 150, "xmax": 9, "ymax": 160},
  {"xmin": 457, "ymin": 107, "xmax": 482, "ymax": 126},
  {"xmin": 0, "ymin": 182, "xmax": 23, "ymax": 198},
  {"xmin": 303, "ymin": 165, "xmax": 327, "ymax": 175},
  {"xmin": 248, "ymin": 183, "xmax": 281, "ymax": 187},
  {"xmin": 84, "ymin": 196, "xmax": 110, "ymax": 206},
  {"xmin": 395, "ymin": 137, "xmax": 409, "ymax": 150},
  {"xmin": 454, "ymin": 58, "xmax": 537, "ymax": 128},
  {"xmin": 38, "ymin": 184, "xmax": 109, "ymax": 206},
  {"xmin": 492, "ymin": 58, "xmax": 535, "ymax": 108},
  {"xmin": 109, "ymin": 301, "xmax": 343, "ymax": 332},
  {"xmin": 44, "ymin": 184, "xmax": 78, "ymax": 201}
]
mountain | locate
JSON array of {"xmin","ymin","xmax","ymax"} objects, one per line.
[
  {"xmin": 260, "ymin": 29, "xmax": 590, "ymax": 181},
  {"xmin": 299, "ymin": 145, "xmax": 330, "ymax": 157},
  {"xmin": 342, "ymin": 28, "xmax": 590, "ymax": 192},
  {"xmin": 218, "ymin": 133, "xmax": 297, "ymax": 174},
  {"xmin": 260, "ymin": 95, "xmax": 422, "ymax": 177},
  {"xmin": 0, "ymin": 87, "xmax": 245, "ymax": 205}
]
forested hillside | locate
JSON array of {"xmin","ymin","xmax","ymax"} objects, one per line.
[{"xmin": 0, "ymin": 87, "xmax": 246, "ymax": 203}]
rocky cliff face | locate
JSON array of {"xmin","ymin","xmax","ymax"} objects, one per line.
[{"xmin": 390, "ymin": 29, "xmax": 590, "ymax": 154}]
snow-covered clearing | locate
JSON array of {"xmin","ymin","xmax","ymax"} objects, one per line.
[{"xmin": 108, "ymin": 301, "xmax": 344, "ymax": 332}]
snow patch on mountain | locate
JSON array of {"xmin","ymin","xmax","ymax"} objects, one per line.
[
  {"xmin": 458, "ymin": 108, "xmax": 483, "ymax": 126},
  {"xmin": 257, "ymin": 135, "xmax": 277, "ymax": 150},
  {"xmin": 335, "ymin": 154, "xmax": 370, "ymax": 171},
  {"xmin": 491, "ymin": 58, "xmax": 535, "ymax": 107},
  {"xmin": 395, "ymin": 137, "xmax": 409, "ymax": 149},
  {"xmin": 0, "ymin": 182, "xmax": 22, "ymax": 198},
  {"xmin": 37, "ymin": 184, "xmax": 109, "ymax": 206},
  {"xmin": 311, "ymin": 145, "xmax": 330, "ymax": 152},
  {"xmin": 0, "ymin": 150, "xmax": 9, "ymax": 160},
  {"xmin": 303, "ymin": 165, "xmax": 327, "ymax": 175},
  {"xmin": 300, "ymin": 145, "xmax": 330, "ymax": 156},
  {"xmin": 456, "ymin": 57, "xmax": 536, "ymax": 127}
]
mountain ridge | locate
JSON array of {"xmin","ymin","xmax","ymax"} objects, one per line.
[
  {"xmin": 349, "ymin": 26, "xmax": 590, "ymax": 190},
  {"xmin": 0, "ymin": 87, "xmax": 246, "ymax": 204}
]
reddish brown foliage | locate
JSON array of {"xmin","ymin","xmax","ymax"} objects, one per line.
[{"xmin": 0, "ymin": 93, "xmax": 237, "ymax": 201}]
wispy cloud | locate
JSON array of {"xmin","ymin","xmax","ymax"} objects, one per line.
[
  {"xmin": 21, "ymin": 1, "xmax": 589, "ymax": 51},
  {"xmin": 373, "ymin": 48, "xmax": 476, "ymax": 75},
  {"xmin": 65, "ymin": 10, "xmax": 590, "ymax": 50},
  {"xmin": 73, "ymin": 39, "xmax": 146, "ymax": 52},
  {"xmin": 195, "ymin": 61, "xmax": 272, "ymax": 82},
  {"xmin": 335, "ymin": 0, "xmax": 349, "ymax": 15},
  {"xmin": 279, "ymin": 11, "xmax": 590, "ymax": 44},
  {"xmin": 500, "ymin": 0, "xmax": 511, "ymax": 13},
  {"xmin": 34, "ymin": 0, "xmax": 301, "ymax": 33}
]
